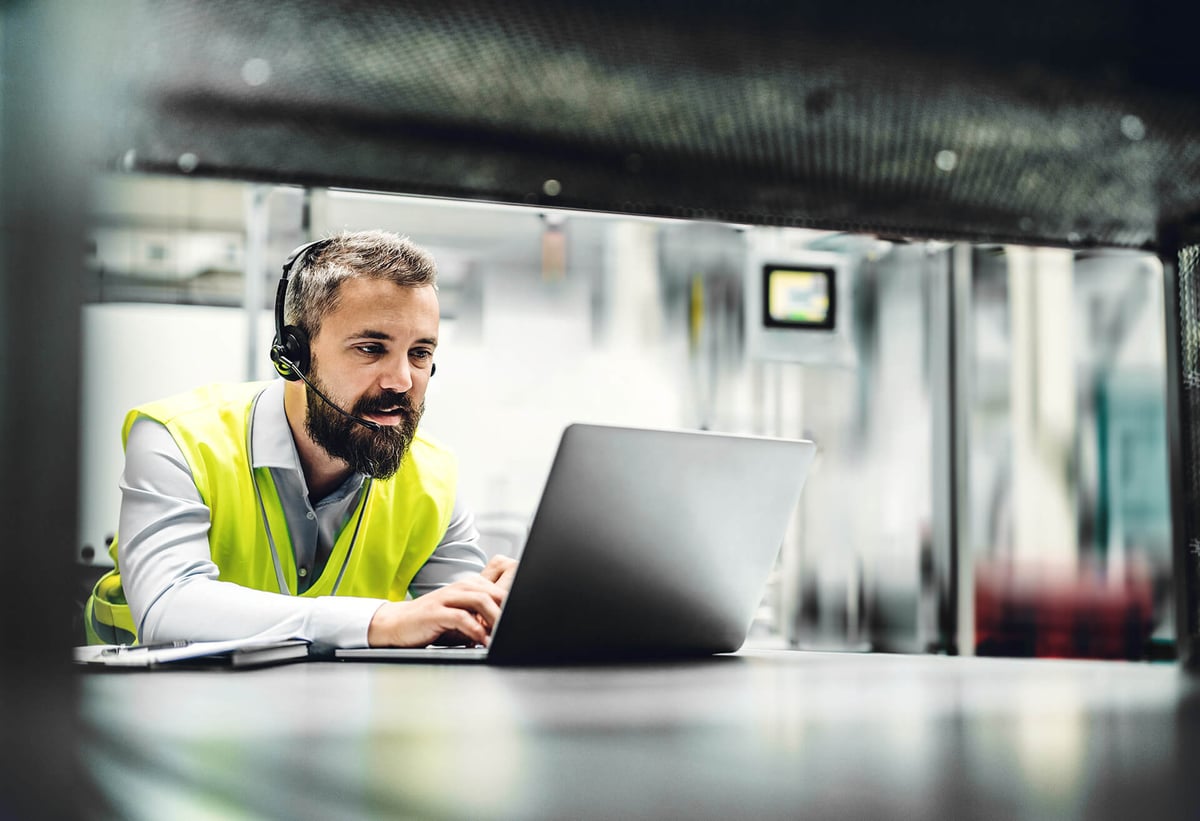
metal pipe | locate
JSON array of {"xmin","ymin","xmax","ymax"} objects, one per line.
[{"xmin": 243, "ymin": 186, "xmax": 269, "ymax": 380}]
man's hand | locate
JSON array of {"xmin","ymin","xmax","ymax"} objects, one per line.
[
  {"xmin": 480, "ymin": 554, "xmax": 518, "ymax": 592},
  {"xmin": 367, "ymin": 577, "xmax": 506, "ymax": 648}
]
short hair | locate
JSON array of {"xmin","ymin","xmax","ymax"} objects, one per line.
[{"xmin": 285, "ymin": 229, "xmax": 438, "ymax": 340}]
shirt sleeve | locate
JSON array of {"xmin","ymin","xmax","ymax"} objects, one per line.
[
  {"xmin": 407, "ymin": 495, "xmax": 488, "ymax": 597},
  {"xmin": 118, "ymin": 416, "xmax": 386, "ymax": 650}
]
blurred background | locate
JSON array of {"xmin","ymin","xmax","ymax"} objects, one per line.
[{"xmin": 76, "ymin": 174, "xmax": 1172, "ymax": 661}]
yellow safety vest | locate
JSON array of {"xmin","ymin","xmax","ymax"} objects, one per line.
[{"xmin": 85, "ymin": 381, "xmax": 457, "ymax": 645}]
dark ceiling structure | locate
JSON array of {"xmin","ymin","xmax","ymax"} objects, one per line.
[{"xmin": 105, "ymin": 0, "xmax": 1200, "ymax": 250}]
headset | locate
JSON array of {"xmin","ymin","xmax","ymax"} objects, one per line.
[
  {"xmin": 270, "ymin": 238, "xmax": 328, "ymax": 383},
  {"xmin": 269, "ymin": 238, "xmax": 434, "ymax": 431}
]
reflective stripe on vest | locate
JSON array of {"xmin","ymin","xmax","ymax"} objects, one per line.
[
  {"xmin": 85, "ymin": 569, "xmax": 136, "ymax": 645},
  {"xmin": 85, "ymin": 381, "xmax": 457, "ymax": 644}
]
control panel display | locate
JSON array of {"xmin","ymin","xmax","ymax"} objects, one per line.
[{"xmin": 763, "ymin": 265, "xmax": 836, "ymax": 330}]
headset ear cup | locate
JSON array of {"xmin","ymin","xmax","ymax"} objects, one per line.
[
  {"xmin": 431, "ymin": 362, "xmax": 437, "ymax": 378},
  {"xmin": 270, "ymin": 342, "xmax": 290, "ymax": 380},
  {"xmin": 284, "ymin": 325, "xmax": 310, "ymax": 378},
  {"xmin": 272, "ymin": 325, "xmax": 309, "ymax": 381}
]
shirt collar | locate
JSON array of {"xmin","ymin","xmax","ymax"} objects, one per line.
[
  {"xmin": 249, "ymin": 379, "xmax": 368, "ymax": 498},
  {"xmin": 249, "ymin": 379, "xmax": 362, "ymax": 506},
  {"xmin": 250, "ymin": 379, "xmax": 301, "ymax": 470}
]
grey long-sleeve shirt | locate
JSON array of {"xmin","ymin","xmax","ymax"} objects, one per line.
[{"xmin": 117, "ymin": 379, "xmax": 486, "ymax": 650}]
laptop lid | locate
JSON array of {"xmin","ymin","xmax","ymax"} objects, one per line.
[{"xmin": 484, "ymin": 423, "xmax": 815, "ymax": 664}]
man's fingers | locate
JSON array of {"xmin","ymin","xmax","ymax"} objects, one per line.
[
  {"xmin": 368, "ymin": 571, "xmax": 513, "ymax": 648},
  {"xmin": 480, "ymin": 555, "xmax": 518, "ymax": 585},
  {"xmin": 437, "ymin": 609, "xmax": 490, "ymax": 646},
  {"xmin": 436, "ymin": 587, "xmax": 502, "ymax": 626},
  {"xmin": 494, "ymin": 566, "xmax": 517, "ymax": 592},
  {"xmin": 369, "ymin": 595, "xmax": 497, "ymax": 648},
  {"xmin": 440, "ymin": 576, "xmax": 505, "ymax": 605}
]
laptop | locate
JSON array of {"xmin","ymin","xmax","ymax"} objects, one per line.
[{"xmin": 336, "ymin": 423, "xmax": 816, "ymax": 665}]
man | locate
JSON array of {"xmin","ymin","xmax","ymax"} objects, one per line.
[{"xmin": 86, "ymin": 229, "xmax": 514, "ymax": 650}]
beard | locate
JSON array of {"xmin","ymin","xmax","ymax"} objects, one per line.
[{"xmin": 303, "ymin": 372, "xmax": 424, "ymax": 480}]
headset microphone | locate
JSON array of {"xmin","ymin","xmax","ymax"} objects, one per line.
[{"xmin": 289, "ymin": 363, "xmax": 383, "ymax": 431}]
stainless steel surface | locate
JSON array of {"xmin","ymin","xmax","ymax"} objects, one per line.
[{"xmin": 82, "ymin": 651, "xmax": 1199, "ymax": 820}]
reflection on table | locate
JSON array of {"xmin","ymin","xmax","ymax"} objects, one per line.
[{"xmin": 81, "ymin": 648, "xmax": 1200, "ymax": 820}]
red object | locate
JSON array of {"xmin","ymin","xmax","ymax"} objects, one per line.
[{"xmin": 974, "ymin": 558, "xmax": 1156, "ymax": 660}]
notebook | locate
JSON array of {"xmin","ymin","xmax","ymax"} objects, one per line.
[
  {"xmin": 75, "ymin": 636, "xmax": 311, "ymax": 669},
  {"xmin": 336, "ymin": 423, "xmax": 816, "ymax": 665}
]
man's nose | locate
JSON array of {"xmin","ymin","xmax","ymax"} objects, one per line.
[{"xmin": 379, "ymin": 357, "xmax": 413, "ymax": 393}]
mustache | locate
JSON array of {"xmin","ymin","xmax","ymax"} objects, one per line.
[{"xmin": 352, "ymin": 390, "xmax": 414, "ymax": 416}]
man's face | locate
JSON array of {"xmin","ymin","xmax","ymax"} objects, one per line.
[{"xmin": 303, "ymin": 278, "xmax": 439, "ymax": 479}]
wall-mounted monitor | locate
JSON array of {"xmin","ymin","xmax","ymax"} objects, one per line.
[
  {"xmin": 762, "ymin": 264, "xmax": 836, "ymax": 330},
  {"xmin": 746, "ymin": 241, "xmax": 855, "ymax": 366}
]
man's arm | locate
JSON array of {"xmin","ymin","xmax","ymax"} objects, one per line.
[
  {"xmin": 119, "ymin": 418, "xmax": 385, "ymax": 649},
  {"xmin": 121, "ymin": 417, "xmax": 513, "ymax": 650}
]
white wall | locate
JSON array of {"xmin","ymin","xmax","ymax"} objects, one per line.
[{"xmin": 78, "ymin": 303, "xmax": 277, "ymax": 564}]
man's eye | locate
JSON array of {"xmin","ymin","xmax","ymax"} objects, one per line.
[
  {"xmin": 357, "ymin": 344, "xmax": 385, "ymax": 356},
  {"xmin": 410, "ymin": 349, "xmax": 433, "ymax": 361}
]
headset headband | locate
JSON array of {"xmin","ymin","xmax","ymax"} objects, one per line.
[{"xmin": 275, "ymin": 238, "xmax": 331, "ymax": 345}]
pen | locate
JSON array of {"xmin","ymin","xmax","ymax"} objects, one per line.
[{"xmin": 101, "ymin": 640, "xmax": 191, "ymax": 656}]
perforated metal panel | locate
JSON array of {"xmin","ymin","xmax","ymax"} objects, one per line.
[
  {"xmin": 1169, "ymin": 243, "xmax": 1200, "ymax": 666},
  {"xmin": 102, "ymin": 0, "xmax": 1200, "ymax": 249}
]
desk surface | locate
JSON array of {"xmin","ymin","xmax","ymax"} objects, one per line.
[{"xmin": 81, "ymin": 649, "xmax": 1200, "ymax": 820}]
